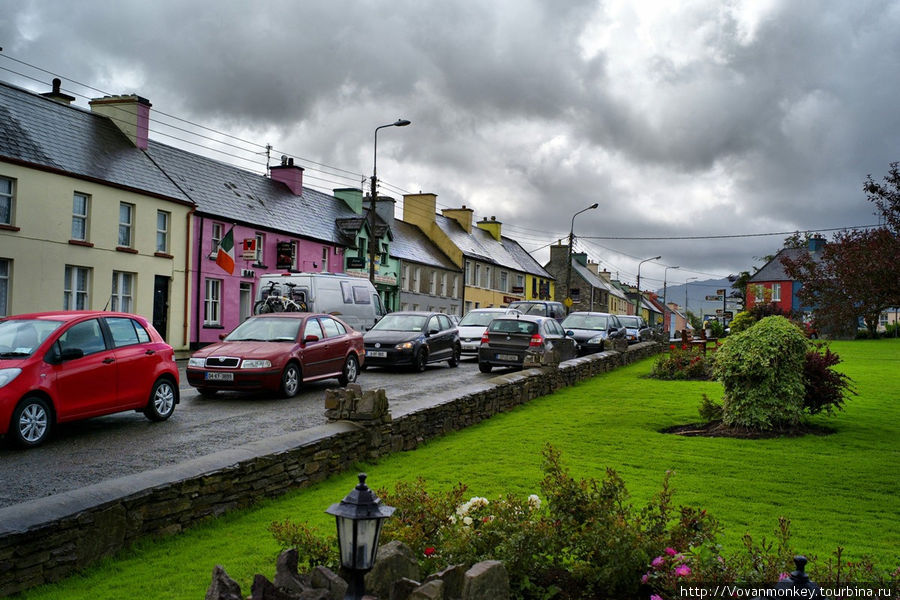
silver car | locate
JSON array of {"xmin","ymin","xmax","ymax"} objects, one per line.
[{"xmin": 456, "ymin": 307, "xmax": 521, "ymax": 355}]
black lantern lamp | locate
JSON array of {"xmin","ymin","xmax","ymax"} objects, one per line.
[
  {"xmin": 326, "ymin": 473, "xmax": 395, "ymax": 600},
  {"xmin": 771, "ymin": 556, "xmax": 823, "ymax": 599}
]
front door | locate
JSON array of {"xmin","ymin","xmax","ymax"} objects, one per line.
[{"xmin": 152, "ymin": 275, "xmax": 170, "ymax": 341}]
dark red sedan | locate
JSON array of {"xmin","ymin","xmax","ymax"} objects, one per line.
[
  {"xmin": 0, "ymin": 311, "xmax": 179, "ymax": 448},
  {"xmin": 186, "ymin": 313, "xmax": 364, "ymax": 398}
]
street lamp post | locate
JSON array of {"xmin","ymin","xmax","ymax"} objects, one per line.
[
  {"xmin": 635, "ymin": 255, "xmax": 661, "ymax": 320},
  {"xmin": 563, "ymin": 202, "xmax": 599, "ymax": 314},
  {"xmin": 369, "ymin": 119, "xmax": 411, "ymax": 285},
  {"xmin": 685, "ymin": 277, "xmax": 698, "ymax": 325},
  {"xmin": 663, "ymin": 265, "xmax": 680, "ymax": 336}
]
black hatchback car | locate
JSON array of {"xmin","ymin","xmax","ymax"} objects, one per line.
[
  {"xmin": 363, "ymin": 311, "xmax": 461, "ymax": 372},
  {"xmin": 560, "ymin": 312, "xmax": 624, "ymax": 355},
  {"xmin": 478, "ymin": 315, "xmax": 577, "ymax": 373}
]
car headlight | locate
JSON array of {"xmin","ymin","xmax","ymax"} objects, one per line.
[
  {"xmin": 188, "ymin": 357, "xmax": 206, "ymax": 368},
  {"xmin": 395, "ymin": 341, "xmax": 415, "ymax": 350},
  {"xmin": 0, "ymin": 368, "xmax": 22, "ymax": 388},
  {"xmin": 241, "ymin": 359, "xmax": 272, "ymax": 369},
  {"xmin": 587, "ymin": 335, "xmax": 606, "ymax": 344}
]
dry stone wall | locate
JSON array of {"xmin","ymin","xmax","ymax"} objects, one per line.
[{"xmin": 0, "ymin": 343, "xmax": 661, "ymax": 596}]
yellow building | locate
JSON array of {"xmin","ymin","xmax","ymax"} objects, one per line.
[{"xmin": 1, "ymin": 81, "xmax": 193, "ymax": 349}]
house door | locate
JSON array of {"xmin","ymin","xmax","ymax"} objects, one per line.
[
  {"xmin": 152, "ymin": 275, "xmax": 170, "ymax": 341},
  {"xmin": 239, "ymin": 282, "xmax": 253, "ymax": 322}
]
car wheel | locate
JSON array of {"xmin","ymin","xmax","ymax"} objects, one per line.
[
  {"xmin": 10, "ymin": 396, "xmax": 52, "ymax": 448},
  {"xmin": 448, "ymin": 344, "xmax": 461, "ymax": 367},
  {"xmin": 338, "ymin": 354, "xmax": 359, "ymax": 386},
  {"xmin": 478, "ymin": 362, "xmax": 493, "ymax": 374},
  {"xmin": 280, "ymin": 363, "xmax": 301, "ymax": 398},
  {"xmin": 144, "ymin": 378, "xmax": 176, "ymax": 421},
  {"xmin": 413, "ymin": 348, "xmax": 428, "ymax": 373},
  {"xmin": 197, "ymin": 388, "xmax": 219, "ymax": 399}
]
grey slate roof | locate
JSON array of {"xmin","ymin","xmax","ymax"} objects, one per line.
[
  {"xmin": 146, "ymin": 141, "xmax": 358, "ymax": 245},
  {"xmin": 434, "ymin": 214, "xmax": 552, "ymax": 276},
  {"xmin": 502, "ymin": 236, "xmax": 553, "ymax": 279},
  {"xmin": 0, "ymin": 81, "xmax": 191, "ymax": 204},
  {"xmin": 572, "ymin": 261, "xmax": 615, "ymax": 294},
  {"xmin": 390, "ymin": 218, "xmax": 460, "ymax": 270},
  {"xmin": 749, "ymin": 247, "xmax": 823, "ymax": 282}
]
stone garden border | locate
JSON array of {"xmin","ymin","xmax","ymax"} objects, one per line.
[{"xmin": 0, "ymin": 343, "xmax": 661, "ymax": 596}]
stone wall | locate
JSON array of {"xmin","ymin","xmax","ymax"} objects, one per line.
[{"xmin": 0, "ymin": 343, "xmax": 661, "ymax": 597}]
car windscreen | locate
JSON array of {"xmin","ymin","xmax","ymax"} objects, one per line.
[
  {"xmin": 618, "ymin": 316, "xmax": 640, "ymax": 328},
  {"xmin": 371, "ymin": 314, "xmax": 428, "ymax": 332},
  {"xmin": 488, "ymin": 319, "xmax": 538, "ymax": 335},
  {"xmin": 561, "ymin": 315, "xmax": 610, "ymax": 331},
  {"xmin": 225, "ymin": 317, "xmax": 301, "ymax": 342},
  {"xmin": 0, "ymin": 319, "xmax": 64, "ymax": 357},
  {"xmin": 458, "ymin": 312, "xmax": 502, "ymax": 327},
  {"xmin": 509, "ymin": 303, "xmax": 546, "ymax": 316}
]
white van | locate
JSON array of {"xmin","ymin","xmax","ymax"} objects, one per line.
[{"xmin": 255, "ymin": 273, "xmax": 386, "ymax": 331}]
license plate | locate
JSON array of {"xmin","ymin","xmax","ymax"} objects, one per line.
[
  {"xmin": 496, "ymin": 353, "xmax": 519, "ymax": 362},
  {"xmin": 205, "ymin": 372, "xmax": 234, "ymax": 381},
  {"xmin": 367, "ymin": 350, "xmax": 387, "ymax": 358}
]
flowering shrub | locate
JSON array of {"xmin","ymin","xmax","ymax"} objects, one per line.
[{"xmin": 651, "ymin": 345, "xmax": 714, "ymax": 380}]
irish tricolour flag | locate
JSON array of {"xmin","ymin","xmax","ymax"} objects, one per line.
[{"xmin": 216, "ymin": 227, "xmax": 235, "ymax": 274}]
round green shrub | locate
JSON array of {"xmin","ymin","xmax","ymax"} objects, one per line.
[
  {"xmin": 727, "ymin": 311, "xmax": 756, "ymax": 334},
  {"xmin": 712, "ymin": 315, "xmax": 811, "ymax": 430}
]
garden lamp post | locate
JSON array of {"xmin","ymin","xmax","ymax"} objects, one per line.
[
  {"xmin": 663, "ymin": 265, "xmax": 679, "ymax": 336},
  {"xmin": 563, "ymin": 202, "xmax": 599, "ymax": 314},
  {"xmin": 326, "ymin": 473, "xmax": 396, "ymax": 600},
  {"xmin": 635, "ymin": 255, "xmax": 661, "ymax": 319},
  {"xmin": 369, "ymin": 119, "xmax": 411, "ymax": 284}
]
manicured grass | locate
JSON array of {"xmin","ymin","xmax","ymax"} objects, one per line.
[{"xmin": 22, "ymin": 340, "xmax": 900, "ymax": 599}]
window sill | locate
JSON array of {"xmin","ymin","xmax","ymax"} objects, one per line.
[
  {"xmin": 0, "ymin": 224, "xmax": 21, "ymax": 232},
  {"xmin": 253, "ymin": 263, "xmax": 268, "ymax": 269},
  {"xmin": 69, "ymin": 239, "xmax": 94, "ymax": 247},
  {"xmin": 116, "ymin": 246, "xmax": 138, "ymax": 254},
  {"xmin": 154, "ymin": 252, "xmax": 174, "ymax": 259},
  {"xmin": 202, "ymin": 324, "xmax": 225, "ymax": 329}
]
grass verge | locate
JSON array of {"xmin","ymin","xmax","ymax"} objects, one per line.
[{"xmin": 21, "ymin": 340, "xmax": 900, "ymax": 599}]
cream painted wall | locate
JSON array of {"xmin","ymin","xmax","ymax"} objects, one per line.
[{"xmin": 0, "ymin": 163, "xmax": 192, "ymax": 349}]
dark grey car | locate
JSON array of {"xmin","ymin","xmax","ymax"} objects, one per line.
[
  {"xmin": 477, "ymin": 315, "xmax": 577, "ymax": 373},
  {"xmin": 560, "ymin": 312, "xmax": 624, "ymax": 355},
  {"xmin": 363, "ymin": 311, "xmax": 461, "ymax": 372}
]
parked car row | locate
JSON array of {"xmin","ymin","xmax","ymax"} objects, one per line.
[{"xmin": 1, "ymin": 306, "xmax": 654, "ymax": 448}]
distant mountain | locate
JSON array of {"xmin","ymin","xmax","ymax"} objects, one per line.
[{"xmin": 654, "ymin": 277, "xmax": 743, "ymax": 318}]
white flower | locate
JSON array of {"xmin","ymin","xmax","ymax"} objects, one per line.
[
  {"xmin": 463, "ymin": 516, "xmax": 473, "ymax": 526},
  {"xmin": 527, "ymin": 494, "xmax": 541, "ymax": 510}
]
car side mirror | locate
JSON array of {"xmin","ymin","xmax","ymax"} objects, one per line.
[
  {"xmin": 427, "ymin": 328, "xmax": 440, "ymax": 336},
  {"xmin": 59, "ymin": 347, "xmax": 84, "ymax": 362},
  {"xmin": 304, "ymin": 334, "xmax": 320, "ymax": 343},
  {"xmin": 219, "ymin": 333, "xmax": 227, "ymax": 341}
]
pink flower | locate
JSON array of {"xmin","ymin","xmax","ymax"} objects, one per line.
[
  {"xmin": 651, "ymin": 556, "xmax": 665, "ymax": 568},
  {"xmin": 641, "ymin": 574, "xmax": 649, "ymax": 584},
  {"xmin": 675, "ymin": 564, "xmax": 691, "ymax": 577},
  {"xmin": 651, "ymin": 595, "xmax": 664, "ymax": 600},
  {"xmin": 779, "ymin": 572, "xmax": 791, "ymax": 581},
  {"xmin": 665, "ymin": 547, "xmax": 677, "ymax": 556}
]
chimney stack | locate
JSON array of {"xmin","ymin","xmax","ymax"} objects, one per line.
[
  {"xmin": 270, "ymin": 156, "xmax": 304, "ymax": 196},
  {"xmin": 442, "ymin": 205, "xmax": 474, "ymax": 233},
  {"xmin": 89, "ymin": 94, "xmax": 152, "ymax": 149},
  {"xmin": 476, "ymin": 215, "xmax": 502, "ymax": 241}
]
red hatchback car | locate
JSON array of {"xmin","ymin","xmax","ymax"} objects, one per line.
[
  {"xmin": 0, "ymin": 311, "xmax": 180, "ymax": 448},
  {"xmin": 186, "ymin": 313, "xmax": 364, "ymax": 397}
]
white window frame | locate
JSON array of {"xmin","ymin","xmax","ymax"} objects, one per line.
[
  {"xmin": 465, "ymin": 260, "xmax": 472, "ymax": 285},
  {"xmin": 440, "ymin": 272, "xmax": 448, "ymax": 297},
  {"xmin": 321, "ymin": 246, "xmax": 329, "ymax": 271},
  {"xmin": 413, "ymin": 267, "xmax": 421, "ymax": 292},
  {"xmin": 771, "ymin": 283, "xmax": 781, "ymax": 302},
  {"xmin": 0, "ymin": 176, "xmax": 14, "ymax": 226},
  {"xmin": 72, "ymin": 192, "xmax": 89, "ymax": 241},
  {"xmin": 204, "ymin": 278, "xmax": 222, "ymax": 326},
  {"xmin": 64, "ymin": 265, "xmax": 91, "ymax": 310},
  {"xmin": 516, "ymin": 274, "xmax": 525, "ymax": 291},
  {"xmin": 402, "ymin": 264, "xmax": 411, "ymax": 291},
  {"xmin": 473, "ymin": 263, "xmax": 481, "ymax": 288},
  {"xmin": 482, "ymin": 265, "xmax": 491, "ymax": 289},
  {"xmin": 156, "ymin": 210, "xmax": 170, "ymax": 253},
  {"xmin": 255, "ymin": 233, "xmax": 265, "ymax": 264},
  {"xmin": 500, "ymin": 270, "xmax": 509, "ymax": 293},
  {"xmin": 111, "ymin": 271, "xmax": 135, "ymax": 312},
  {"xmin": 0, "ymin": 258, "xmax": 9, "ymax": 316},
  {"xmin": 210, "ymin": 223, "xmax": 223, "ymax": 257},
  {"xmin": 118, "ymin": 202, "xmax": 135, "ymax": 248},
  {"xmin": 429, "ymin": 271, "xmax": 437, "ymax": 295}
]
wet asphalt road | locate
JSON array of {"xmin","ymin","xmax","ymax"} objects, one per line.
[{"xmin": 0, "ymin": 357, "xmax": 493, "ymax": 509}]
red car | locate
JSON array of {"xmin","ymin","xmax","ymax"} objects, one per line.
[
  {"xmin": 186, "ymin": 313, "xmax": 364, "ymax": 397},
  {"xmin": 0, "ymin": 311, "xmax": 180, "ymax": 448}
]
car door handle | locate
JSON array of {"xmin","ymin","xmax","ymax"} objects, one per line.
[
  {"xmin": 145, "ymin": 349, "xmax": 155, "ymax": 355},
  {"xmin": 103, "ymin": 357, "xmax": 115, "ymax": 364}
]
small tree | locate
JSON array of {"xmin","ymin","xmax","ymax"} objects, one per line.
[{"xmin": 712, "ymin": 316, "xmax": 810, "ymax": 430}]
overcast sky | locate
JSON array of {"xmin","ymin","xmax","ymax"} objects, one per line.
[{"xmin": 2, "ymin": 0, "xmax": 898, "ymax": 292}]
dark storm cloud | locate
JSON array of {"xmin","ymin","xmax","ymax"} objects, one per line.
[{"xmin": 3, "ymin": 0, "xmax": 899, "ymax": 279}]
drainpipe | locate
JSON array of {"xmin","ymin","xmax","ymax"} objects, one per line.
[
  {"xmin": 194, "ymin": 215, "xmax": 205, "ymax": 349},
  {"xmin": 183, "ymin": 206, "xmax": 196, "ymax": 350}
]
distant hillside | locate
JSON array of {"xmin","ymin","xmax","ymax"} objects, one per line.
[{"xmin": 655, "ymin": 277, "xmax": 743, "ymax": 318}]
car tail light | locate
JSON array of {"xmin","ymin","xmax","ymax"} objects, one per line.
[
  {"xmin": 529, "ymin": 334, "xmax": 544, "ymax": 347},
  {"xmin": 480, "ymin": 332, "xmax": 490, "ymax": 345}
]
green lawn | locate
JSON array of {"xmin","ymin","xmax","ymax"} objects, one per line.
[{"xmin": 22, "ymin": 340, "xmax": 900, "ymax": 599}]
